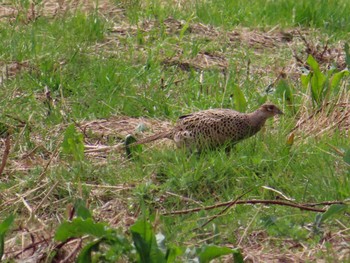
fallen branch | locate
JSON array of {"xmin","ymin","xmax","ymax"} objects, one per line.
[
  {"xmin": 13, "ymin": 236, "xmax": 50, "ymax": 259},
  {"xmin": 302, "ymin": 201, "xmax": 346, "ymax": 207},
  {"xmin": 162, "ymin": 199, "xmax": 333, "ymax": 216},
  {"xmin": 196, "ymin": 188, "xmax": 253, "ymax": 229}
]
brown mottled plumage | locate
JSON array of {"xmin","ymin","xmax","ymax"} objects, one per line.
[{"xmin": 133, "ymin": 104, "xmax": 283, "ymax": 150}]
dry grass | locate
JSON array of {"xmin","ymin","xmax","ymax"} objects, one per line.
[
  {"xmin": 291, "ymin": 101, "xmax": 350, "ymax": 140},
  {"xmin": 241, "ymin": 230, "xmax": 350, "ymax": 263},
  {"xmin": 0, "ymin": 0, "xmax": 121, "ymax": 21},
  {"xmin": 1, "ymin": 1, "xmax": 349, "ymax": 262}
]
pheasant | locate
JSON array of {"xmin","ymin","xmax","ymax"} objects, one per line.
[{"xmin": 129, "ymin": 104, "xmax": 283, "ymax": 151}]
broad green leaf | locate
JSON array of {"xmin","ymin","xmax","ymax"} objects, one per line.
[
  {"xmin": 233, "ymin": 85, "xmax": 247, "ymax": 112},
  {"xmin": 76, "ymin": 238, "xmax": 103, "ymax": 263},
  {"xmin": 307, "ymin": 55, "xmax": 326, "ymax": 104},
  {"xmin": 130, "ymin": 219, "xmax": 166, "ymax": 263},
  {"xmin": 0, "ymin": 214, "xmax": 14, "ymax": 235},
  {"xmin": 307, "ymin": 55, "xmax": 322, "ymax": 76},
  {"xmin": 310, "ymin": 73, "xmax": 322, "ymax": 103},
  {"xmin": 300, "ymin": 73, "xmax": 311, "ymax": 89},
  {"xmin": 0, "ymin": 214, "xmax": 15, "ymax": 259},
  {"xmin": 74, "ymin": 199, "xmax": 92, "ymax": 220},
  {"xmin": 318, "ymin": 204, "xmax": 348, "ymax": 224},
  {"xmin": 331, "ymin": 69, "xmax": 349, "ymax": 91},
  {"xmin": 198, "ymin": 245, "xmax": 240, "ymax": 263},
  {"xmin": 61, "ymin": 124, "xmax": 85, "ymax": 162},
  {"xmin": 55, "ymin": 218, "xmax": 108, "ymax": 242}
]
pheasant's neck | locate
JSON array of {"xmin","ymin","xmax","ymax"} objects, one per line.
[{"xmin": 247, "ymin": 111, "xmax": 269, "ymax": 130}]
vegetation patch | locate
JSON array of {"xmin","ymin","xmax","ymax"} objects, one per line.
[{"xmin": 0, "ymin": 0, "xmax": 349, "ymax": 262}]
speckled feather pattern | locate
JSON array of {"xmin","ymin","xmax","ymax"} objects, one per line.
[
  {"xmin": 170, "ymin": 109, "xmax": 263, "ymax": 149},
  {"xmin": 134, "ymin": 104, "xmax": 283, "ymax": 150}
]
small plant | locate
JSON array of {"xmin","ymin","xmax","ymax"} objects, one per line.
[
  {"xmin": 61, "ymin": 124, "xmax": 85, "ymax": 162},
  {"xmin": 301, "ymin": 54, "xmax": 349, "ymax": 106},
  {"xmin": 54, "ymin": 202, "xmax": 243, "ymax": 262}
]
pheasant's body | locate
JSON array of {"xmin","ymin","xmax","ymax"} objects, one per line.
[{"xmin": 133, "ymin": 104, "xmax": 283, "ymax": 150}]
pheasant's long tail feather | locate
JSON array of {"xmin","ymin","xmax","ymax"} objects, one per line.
[{"xmin": 131, "ymin": 131, "xmax": 172, "ymax": 146}]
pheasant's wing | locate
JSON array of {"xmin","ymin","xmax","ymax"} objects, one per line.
[{"xmin": 174, "ymin": 109, "xmax": 250, "ymax": 148}]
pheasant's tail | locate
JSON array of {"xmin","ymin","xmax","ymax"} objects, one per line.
[
  {"xmin": 125, "ymin": 131, "xmax": 172, "ymax": 159},
  {"xmin": 130, "ymin": 131, "xmax": 172, "ymax": 146}
]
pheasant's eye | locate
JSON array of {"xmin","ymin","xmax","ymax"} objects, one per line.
[{"xmin": 268, "ymin": 106, "xmax": 274, "ymax": 111}]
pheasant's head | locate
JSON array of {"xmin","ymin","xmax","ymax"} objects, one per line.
[{"xmin": 259, "ymin": 104, "xmax": 284, "ymax": 118}]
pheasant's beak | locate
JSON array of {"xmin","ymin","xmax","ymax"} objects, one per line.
[{"xmin": 275, "ymin": 108, "xmax": 284, "ymax": 115}]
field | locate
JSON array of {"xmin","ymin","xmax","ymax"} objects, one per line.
[{"xmin": 0, "ymin": 0, "xmax": 350, "ymax": 262}]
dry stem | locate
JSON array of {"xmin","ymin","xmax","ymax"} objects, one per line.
[
  {"xmin": 161, "ymin": 199, "xmax": 341, "ymax": 216},
  {"xmin": 0, "ymin": 134, "xmax": 11, "ymax": 175}
]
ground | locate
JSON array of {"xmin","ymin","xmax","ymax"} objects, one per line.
[{"xmin": 0, "ymin": 0, "xmax": 350, "ymax": 262}]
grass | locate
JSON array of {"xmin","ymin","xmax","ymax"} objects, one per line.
[
  {"xmin": 122, "ymin": 0, "xmax": 350, "ymax": 36},
  {"xmin": 1, "ymin": 0, "xmax": 350, "ymax": 261}
]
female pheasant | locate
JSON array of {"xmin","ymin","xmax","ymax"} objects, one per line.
[{"xmin": 131, "ymin": 104, "xmax": 283, "ymax": 151}]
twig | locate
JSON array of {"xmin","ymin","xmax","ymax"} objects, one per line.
[
  {"xmin": 165, "ymin": 191, "xmax": 203, "ymax": 206},
  {"xmin": 302, "ymin": 201, "xmax": 346, "ymax": 207},
  {"xmin": 82, "ymin": 183, "xmax": 135, "ymax": 191},
  {"xmin": 13, "ymin": 236, "xmax": 50, "ymax": 258},
  {"xmin": 18, "ymin": 195, "xmax": 46, "ymax": 227},
  {"xmin": 196, "ymin": 188, "xmax": 254, "ymax": 229},
  {"xmin": 297, "ymin": 29, "xmax": 312, "ymax": 54},
  {"xmin": 0, "ymin": 134, "xmax": 11, "ymax": 175},
  {"xmin": 262, "ymin": 186, "xmax": 295, "ymax": 201},
  {"xmin": 197, "ymin": 233, "xmax": 221, "ymax": 244},
  {"xmin": 54, "ymin": 235, "xmax": 89, "ymax": 250},
  {"xmin": 34, "ymin": 181, "xmax": 59, "ymax": 213},
  {"xmin": 162, "ymin": 199, "xmax": 328, "ymax": 216},
  {"xmin": 326, "ymin": 143, "xmax": 345, "ymax": 157},
  {"xmin": 60, "ymin": 238, "xmax": 82, "ymax": 263}
]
